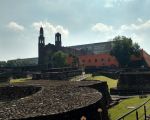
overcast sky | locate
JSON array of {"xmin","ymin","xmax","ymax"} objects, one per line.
[{"xmin": 0, "ymin": 0, "xmax": 150, "ymax": 61}]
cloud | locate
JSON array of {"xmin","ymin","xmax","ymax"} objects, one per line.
[
  {"xmin": 137, "ymin": 18, "xmax": 143, "ymax": 23},
  {"xmin": 130, "ymin": 33, "xmax": 144, "ymax": 43},
  {"xmin": 32, "ymin": 21, "xmax": 69, "ymax": 37},
  {"xmin": 120, "ymin": 19, "xmax": 150, "ymax": 31},
  {"xmin": 118, "ymin": 19, "xmax": 150, "ymax": 44},
  {"xmin": 7, "ymin": 21, "xmax": 24, "ymax": 32},
  {"xmin": 92, "ymin": 23, "xmax": 113, "ymax": 32},
  {"xmin": 92, "ymin": 19, "xmax": 150, "ymax": 45},
  {"xmin": 104, "ymin": 0, "xmax": 134, "ymax": 8}
]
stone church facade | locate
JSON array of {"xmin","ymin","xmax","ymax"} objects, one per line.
[{"xmin": 38, "ymin": 27, "xmax": 83, "ymax": 66}]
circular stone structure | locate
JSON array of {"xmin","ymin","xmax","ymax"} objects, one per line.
[
  {"xmin": 0, "ymin": 80, "xmax": 109, "ymax": 120},
  {"xmin": 0, "ymin": 86, "xmax": 41, "ymax": 102}
]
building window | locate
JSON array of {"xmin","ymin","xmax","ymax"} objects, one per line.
[
  {"xmin": 95, "ymin": 59, "xmax": 97, "ymax": 62},
  {"xmin": 108, "ymin": 58, "xmax": 110, "ymax": 62},
  {"xmin": 88, "ymin": 59, "xmax": 91, "ymax": 63}
]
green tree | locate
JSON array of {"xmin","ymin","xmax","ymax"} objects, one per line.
[
  {"xmin": 71, "ymin": 55, "xmax": 79, "ymax": 67},
  {"xmin": 110, "ymin": 36, "xmax": 140, "ymax": 67},
  {"xmin": 6, "ymin": 58, "xmax": 38, "ymax": 67},
  {"xmin": 6, "ymin": 60, "xmax": 17, "ymax": 67},
  {"xmin": 52, "ymin": 51, "xmax": 67, "ymax": 68},
  {"xmin": 0, "ymin": 61, "xmax": 7, "ymax": 67}
]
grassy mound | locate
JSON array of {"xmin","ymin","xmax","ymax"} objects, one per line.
[{"xmin": 86, "ymin": 76, "xmax": 117, "ymax": 89}]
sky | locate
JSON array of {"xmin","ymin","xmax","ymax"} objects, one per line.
[{"xmin": 0, "ymin": 0, "xmax": 150, "ymax": 61}]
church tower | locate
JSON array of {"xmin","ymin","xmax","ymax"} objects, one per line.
[
  {"xmin": 55, "ymin": 32, "xmax": 62, "ymax": 48},
  {"xmin": 38, "ymin": 27, "xmax": 45, "ymax": 65}
]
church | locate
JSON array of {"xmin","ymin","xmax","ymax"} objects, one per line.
[{"xmin": 38, "ymin": 27, "xmax": 84, "ymax": 66}]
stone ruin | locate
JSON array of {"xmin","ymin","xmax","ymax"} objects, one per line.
[
  {"xmin": 32, "ymin": 67, "xmax": 82, "ymax": 80},
  {"xmin": 0, "ymin": 80, "xmax": 110, "ymax": 120},
  {"xmin": 110, "ymin": 69, "xmax": 150, "ymax": 95}
]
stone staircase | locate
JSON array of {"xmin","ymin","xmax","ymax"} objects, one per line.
[{"xmin": 70, "ymin": 74, "xmax": 92, "ymax": 81}]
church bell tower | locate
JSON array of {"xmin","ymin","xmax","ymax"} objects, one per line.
[
  {"xmin": 38, "ymin": 27, "xmax": 45, "ymax": 65},
  {"xmin": 55, "ymin": 32, "xmax": 62, "ymax": 48}
]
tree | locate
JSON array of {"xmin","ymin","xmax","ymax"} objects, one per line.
[
  {"xmin": 5, "ymin": 58, "xmax": 38, "ymax": 67},
  {"xmin": 110, "ymin": 36, "xmax": 140, "ymax": 67},
  {"xmin": 52, "ymin": 51, "xmax": 67, "ymax": 68},
  {"xmin": 0, "ymin": 61, "xmax": 7, "ymax": 67},
  {"xmin": 71, "ymin": 55, "xmax": 79, "ymax": 67}
]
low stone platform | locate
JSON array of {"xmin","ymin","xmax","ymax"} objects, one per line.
[
  {"xmin": 111, "ymin": 71, "xmax": 150, "ymax": 95},
  {"xmin": 0, "ymin": 80, "xmax": 109, "ymax": 120},
  {"xmin": 32, "ymin": 67, "xmax": 82, "ymax": 80}
]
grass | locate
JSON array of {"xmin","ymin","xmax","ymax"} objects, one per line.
[
  {"xmin": 86, "ymin": 75, "xmax": 118, "ymax": 89},
  {"xmin": 0, "ymin": 77, "xmax": 31, "ymax": 87},
  {"xmin": 86, "ymin": 75, "xmax": 150, "ymax": 120},
  {"xmin": 9, "ymin": 77, "xmax": 31, "ymax": 84},
  {"xmin": 109, "ymin": 96, "xmax": 150, "ymax": 120}
]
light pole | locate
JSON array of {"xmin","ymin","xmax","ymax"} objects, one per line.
[{"xmin": 97, "ymin": 108, "xmax": 103, "ymax": 120}]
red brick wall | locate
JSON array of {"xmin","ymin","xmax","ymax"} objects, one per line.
[
  {"xmin": 67, "ymin": 49, "xmax": 150, "ymax": 68},
  {"xmin": 142, "ymin": 50, "xmax": 150, "ymax": 67},
  {"xmin": 66, "ymin": 57, "xmax": 73, "ymax": 65},
  {"xmin": 79, "ymin": 54, "xmax": 119, "ymax": 67},
  {"xmin": 67, "ymin": 54, "xmax": 119, "ymax": 67}
]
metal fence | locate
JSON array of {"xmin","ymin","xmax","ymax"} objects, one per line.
[{"xmin": 117, "ymin": 97, "xmax": 150, "ymax": 120}]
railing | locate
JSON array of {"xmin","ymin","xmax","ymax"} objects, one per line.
[{"xmin": 117, "ymin": 97, "xmax": 150, "ymax": 120}]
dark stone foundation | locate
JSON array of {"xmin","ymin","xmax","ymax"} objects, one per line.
[{"xmin": 110, "ymin": 71, "xmax": 150, "ymax": 95}]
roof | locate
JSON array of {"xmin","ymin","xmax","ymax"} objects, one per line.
[{"xmin": 70, "ymin": 41, "xmax": 112, "ymax": 48}]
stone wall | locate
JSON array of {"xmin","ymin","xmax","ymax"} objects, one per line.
[
  {"xmin": 32, "ymin": 67, "xmax": 82, "ymax": 80},
  {"xmin": 20, "ymin": 98, "xmax": 107, "ymax": 120},
  {"xmin": 110, "ymin": 71, "xmax": 150, "ymax": 95},
  {"xmin": 118, "ymin": 72, "xmax": 150, "ymax": 91}
]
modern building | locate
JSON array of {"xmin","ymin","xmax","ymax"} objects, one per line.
[{"xmin": 70, "ymin": 41, "xmax": 112, "ymax": 54}]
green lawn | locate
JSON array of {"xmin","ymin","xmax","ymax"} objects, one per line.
[
  {"xmin": 86, "ymin": 75, "xmax": 150, "ymax": 120},
  {"xmin": 109, "ymin": 96, "xmax": 150, "ymax": 120},
  {"xmin": 0, "ymin": 78, "xmax": 31, "ymax": 87},
  {"xmin": 86, "ymin": 75, "xmax": 118, "ymax": 89},
  {"xmin": 9, "ymin": 77, "xmax": 31, "ymax": 84}
]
